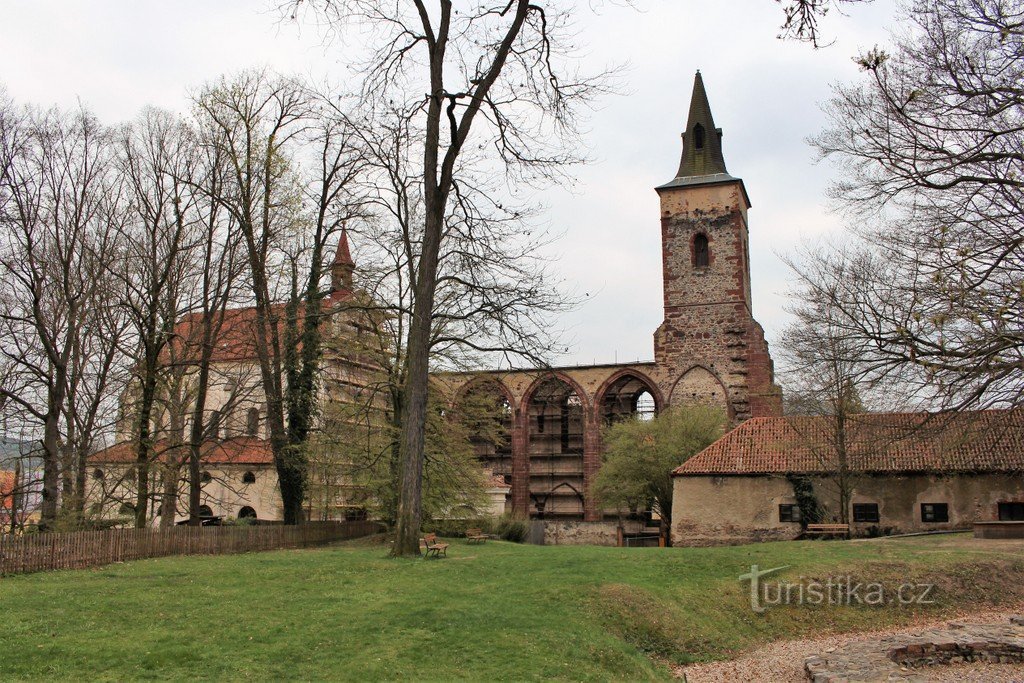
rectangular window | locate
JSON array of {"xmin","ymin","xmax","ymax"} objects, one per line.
[
  {"xmin": 921, "ymin": 503, "xmax": 949, "ymax": 523},
  {"xmin": 778, "ymin": 504, "xmax": 801, "ymax": 523},
  {"xmin": 852, "ymin": 503, "xmax": 880, "ymax": 523},
  {"xmin": 998, "ymin": 502, "xmax": 1024, "ymax": 521}
]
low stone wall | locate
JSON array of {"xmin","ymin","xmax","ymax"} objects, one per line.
[
  {"xmin": 975, "ymin": 521, "xmax": 1024, "ymax": 539},
  {"xmin": 671, "ymin": 520, "xmax": 796, "ymax": 547},
  {"xmin": 540, "ymin": 520, "xmax": 647, "ymax": 546}
]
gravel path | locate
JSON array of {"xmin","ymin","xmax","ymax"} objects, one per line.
[{"xmin": 677, "ymin": 606, "xmax": 1024, "ymax": 682}]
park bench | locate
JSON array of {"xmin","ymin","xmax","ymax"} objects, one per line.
[
  {"xmin": 465, "ymin": 528, "xmax": 488, "ymax": 544},
  {"xmin": 804, "ymin": 523, "xmax": 850, "ymax": 537},
  {"xmin": 420, "ymin": 533, "xmax": 449, "ymax": 558}
]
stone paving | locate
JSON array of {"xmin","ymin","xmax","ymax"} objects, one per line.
[{"xmin": 804, "ymin": 617, "xmax": 1024, "ymax": 681}]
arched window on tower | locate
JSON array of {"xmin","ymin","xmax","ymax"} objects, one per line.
[
  {"xmin": 693, "ymin": 123, "xmax": 705, "ymax": 150},
  {"xmin": 246, "ymin": 407, "xmax": 260, "ymax": 437},
  {"xmin": 694, "ymin": 233, "xmax": 710, "ymax": 267}
]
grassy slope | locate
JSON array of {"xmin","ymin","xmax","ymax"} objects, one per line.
[{"xmin": 1, "ymin": 534, "xmax": 1022, "ymax": 681}]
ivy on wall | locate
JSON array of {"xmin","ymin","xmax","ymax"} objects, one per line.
[{"xmin": 786, "ymin": 474, "xmax": 822, "ymax": 528}]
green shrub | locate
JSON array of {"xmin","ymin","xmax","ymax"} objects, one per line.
[
  {"xmin": 421, "ymin": 517, "xmax": 494, "ymax": 538},
  {"xmin": 494, "ymin": 513, "xmax": 529, "ymax": 543}
]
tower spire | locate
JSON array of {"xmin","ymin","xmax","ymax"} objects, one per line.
[
  {"xmin": 331, "ymin": 226, "xmax": 355, "ymax": 293},
  {"xmin": 676, "ymin": 70, "xmax": 728, "ymax": 178}
]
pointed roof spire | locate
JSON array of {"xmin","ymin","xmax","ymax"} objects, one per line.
[
  {"xmin": 676, "ymin": 70, "xmax": 728, "ymax": 178},
  {"xmin": 333, "ymin": 226, "xmax": 354, "ymax": 268},
  {"xmin": 331, "ymin": 226, "xmax": 355, "ymax": 294},
  {"xmin": 656, "ymin": 71, "xmax": 748, "ymax": 206}
]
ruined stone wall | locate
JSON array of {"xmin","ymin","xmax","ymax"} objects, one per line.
[
  {"xmin": 655, "ymin": 181, "xmax": 781, "ymax": 422},
  {"xmin": 541, "ymin": 519, "xmax": 648, "ymax": 546}
]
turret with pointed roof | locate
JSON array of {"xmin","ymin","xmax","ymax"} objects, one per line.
[{"xmin": 330, "ymin": 227, "xmax": 355, "ymax": 294}]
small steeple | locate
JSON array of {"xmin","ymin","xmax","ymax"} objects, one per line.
[
  {"xmin": 676, "ymin": 70, "xmax": 728, "ymax": 178},
  {"xmin": 330, "ymin": 227, "xmax": 355, "ymax": 293},
  {"xmin": 656, "ymin": 71, "xmax": 747, "ymax": 206}
]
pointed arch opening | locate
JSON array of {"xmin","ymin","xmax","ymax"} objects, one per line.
[
  {"xmin": 526, "ymin": 376, "xmax": 585, "ymax": 519},
  {"xmin": 456, "ymin": 380, "xmax": 514, "ymax": 490},
  {"xmin": 599, "ymin": 373, "xmax": 660, "ymax": 424}
]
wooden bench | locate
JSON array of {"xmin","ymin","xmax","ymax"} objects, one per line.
[
  {"xmin": 420, "ymin": 533, "xmax": 450, "ymax": 558},
  {"xmin": 805, "ymin": 523, "xmax": 850, "ymax": 537},
  {"xmin": 465, "ymin": 528, "xmax": 488, "ymax": 544}
]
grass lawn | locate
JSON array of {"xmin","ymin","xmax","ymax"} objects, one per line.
[{"xmin": 2, "ymin": 533, "xmax": 1023, "ymax": 681}]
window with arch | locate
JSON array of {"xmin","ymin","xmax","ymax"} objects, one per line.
[
  {"xmin": 201, "ymin": 470, "xmax": 213, "ymax": 484},
  {"xmin": 242, "ymin": 471, "xmax": 256, "ymax": 484},
  {"xmin": 693, "ymin": 123, "xmax": 705, "ymax": 150},
  {"xmin": 246, "ymin": 407, "xmax": 260, "ymax": 436},
  {"xmin": 207, "ymin": 410, "xmax": 221, "ymax": 440},
  {"xmin": 198, "ymin": 504, "xmax": 214, "ymax": 518},
  {"xmin": 238, "ymin": 506, "xmax": 257, "ymax": 520},
  {"xmin": 694, "ymin": 233, "xmax": 710, "ymax": 268},
  {"xmin": 92, "ymin": 468, "xmax": 105, "ymax": 480}
]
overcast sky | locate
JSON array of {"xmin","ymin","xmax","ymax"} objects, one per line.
[{"xmin": 0, "ymin": 0, "xmax": 902, "ymax": 367}]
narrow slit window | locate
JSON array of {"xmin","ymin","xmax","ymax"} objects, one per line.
[
  {"xmin": 693, "ymin": 123, "xmax": 705, "ymax": 150},
  {"xmin": 694, "ymin": 234, "xmax": 710, "ymax": 267}
]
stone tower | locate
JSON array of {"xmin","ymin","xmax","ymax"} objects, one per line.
[{"xmin": 653, "ymin": 71, "xmax": 782, "ymax": 422}]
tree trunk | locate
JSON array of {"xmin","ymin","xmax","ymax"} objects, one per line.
[
  {"xmin": 40, "ymin": 398, "xmax": 63, "ymax": 528},
  {"xmin": 134, "ymin": 371, "xmax": 158, "ymax": 529},
  {"xmin": 391, "ymin": 205, "xmax": 445, "ymax": 556},
  {"xmin": 159, "ymin": 463, "xmax": 178, "ymax": 528}
]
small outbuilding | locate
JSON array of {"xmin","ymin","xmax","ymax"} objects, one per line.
[{"xmin": 671, "ymin": 410, "xmax": 1024, "ymax": 546}]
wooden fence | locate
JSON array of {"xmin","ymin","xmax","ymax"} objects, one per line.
[{"xmin": 0, "ymin": 520, "xmax": 382, "ymax": 577}]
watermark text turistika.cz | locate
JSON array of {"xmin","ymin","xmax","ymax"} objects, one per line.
[{"xmin": 738, "ymin": 564, "xmax": 936, "ymax": 613}]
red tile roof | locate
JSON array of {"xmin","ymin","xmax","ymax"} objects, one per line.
[
  {"xmin": 674, "ymin": 409, "xmax": 1024, "ymax": 476},
  {"xmin": 169, "ymin": 294, "xmax": 352, "ymax": 364},
  {"xmin": 90, "ymin": 437, "xmax": 274, "ymax": 466},
  {"xmin": 487, "ymin": 475, "xmax": 511, "ymax": 490}
]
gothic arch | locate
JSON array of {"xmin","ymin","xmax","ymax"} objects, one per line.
[
  {"xmin": 669, "ymin": 365, "xmax": 731, "ymax": 417},
  {"xmin": 594, "ymin": 369, "xmax": 663, "ymax": 424},
  {"xmin": 452, "ymin": 376, "xmax": 514, "ymax": 412},
  {"xmin": 519, "ymin": 372, "xmax": 591, "ymax": 416},
  {"xmin": 522, "ymin": 373, "xmax": 589, "ymax": 519},
  {"xmin": 453, "ymin": 376, "xmax": 515, "ymax": 487}
]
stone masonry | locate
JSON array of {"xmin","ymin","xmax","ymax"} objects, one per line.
[
  {"xmin": 438, "ymin": 71, "xmax": 782, "ymax": 533},
  {"xmin": 804, "ymin": 617, "xmax": 1024, "ymax": 682}
]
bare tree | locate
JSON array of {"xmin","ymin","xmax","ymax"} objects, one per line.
[
  {"xmin": 778, "ymin": 0, "xmax": 871, "ymax": 47},
  {"xmin": 805, "ymin": 0, "xmax": 1024, "ymax": 409},
  {"xmin": 283, "ymin": 0, "xmax": 613, "ymax": 556},
  {"xmin": 194, "ymin": 71, "xmax": 363, "ymax": 524},
  {"xmin": 112, "ymin": 109, "xmax": 204, "ymax": 528},
  {"xmin": 0, "ymin": 104, "xmax": 124, "ymax": 528}
]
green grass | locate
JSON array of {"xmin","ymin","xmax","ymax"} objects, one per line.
[{"xmin": 2, "ymin": 533, "xmax": 1023, "ymax": 681}]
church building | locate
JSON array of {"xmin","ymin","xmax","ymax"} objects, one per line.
[{"xmin": 90, "ymin": 72, "xmax": 783, "ymax": 540}]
